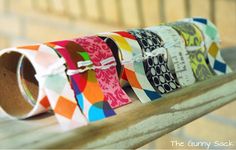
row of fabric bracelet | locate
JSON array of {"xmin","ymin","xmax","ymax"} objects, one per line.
[{"xmin": 0, "ymin": 17, "xmax": 232, "ymax": 130}]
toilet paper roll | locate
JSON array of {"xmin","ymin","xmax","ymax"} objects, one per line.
[
  {"xmin": 147, "ymin": 25, "xmax": 196, "ymax": 87},
  {"xmin": 183, "ymin": 17, "xmax": 233, "ymax": 75},
  {"xmin": 0, "ymin": 45, "xmax": 87, "ymax": 130},
  {"xmin": 129, "ymin": 29, "xmax": 180, "ymax": 95},
  {"xmin": 168, "ymin": 21, "xmax": 214, "ymax": 81}
]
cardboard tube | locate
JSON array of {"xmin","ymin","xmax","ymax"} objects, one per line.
[{"xmin": 0, "ymin": 52, "xmax": 38, "ymax": 117}]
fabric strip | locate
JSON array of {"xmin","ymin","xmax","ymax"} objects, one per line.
[
  {"xmin": 184, "ymin": 17, "xmax": 232, "ymax": 75},
  {"xmin": 75, "ymin": 36, "xmax": 132, "ymax": 108},
  {"xmin": 129, "ymin": 29, "xmax": 180, "ymax": 94},
  {"xmin": 99, "ymin": 32, "xmax": 159, "ymax": 103},
  {"xmin": 117, "ymin": 31, "xmax": 162, "ymax": 102},
  {"xmin": 168, "ymin": 22, "xmax": 214, "ymax": 81},
  {"xmin": 99, "ymin": 36, "xmax": 129, "ymax": 88},
  {"xmin": 1, "ymin": 45, "xmax": 88, "ymax": 130},
  {"xmin": 47, "ymin": 40, "xmax": 116, "ymax": 121},
  {"xmin": 147, "ymin": 26, "xmax": 196, "ymax": 87},
  {"xmin": 99, "ymin": 36, "xmax": 124, "ymax": 78}
]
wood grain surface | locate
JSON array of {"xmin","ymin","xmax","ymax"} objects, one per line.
[{"xmin": 0, "ymin": 48, "xmax": 235, "ymax": 149}]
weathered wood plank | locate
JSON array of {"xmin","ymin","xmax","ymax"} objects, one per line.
[
  {"xmin": 215, "ymin": 0, "xmax": 236, "ymax": 47},
  {"xmin": 29, "ymin": 72, "xmax": 236, "ymax": 149},
  {"xmin": 190, "ymin": 0, "xmax": 211, "ymax": 19},
  {"xmin": 164, "ymin": 0, "xmax": 186, "ymax": 22},
  {"xmin": 50, "ymin": 0, "xmax": 67, "ymax": 15},
  {"xmin": 141, "ymin": 0, "xmax": 161, "ymax": 26},
  {"xmin": 120, "ymin": 0, "xmax": 141, "ymax": 27},
  {"xmin": 101, "ymin": 0, "xmax": 119, "ymax": 24},
  {"xmin": 84, "ymin": 0, "xmax": 101, "ymax": 21}
]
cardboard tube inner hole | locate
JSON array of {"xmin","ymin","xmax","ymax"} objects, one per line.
[{"xmin": 0, "ymin": 52, "xmax": 39, "ymax": 118}]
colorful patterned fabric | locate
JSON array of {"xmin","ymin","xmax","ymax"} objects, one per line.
[
  {"xmin": 99, "ymin": 36, "xmax": 130, "ymax": 93},
  {"xmin": 75, "ymin": 36, "xmax": 131, "ymax": 108},
  {"xmin": 99, "ymin": 32, "xmax": 158, "ymax": 103},
  {"xmin": 168, "ymin": 22, "xmax": 214, "ymax": 81},
  {"xmin": 99, "ymin": 36, "xmax": 124, "ymax": 79},
  {"xmin": 184, "ymin": 17, "xmax": 232, "ymax": 75},
  {"xmin": 129, "ymin": 29, "xmax": 180, "ymax": 94},
  {"xmin": 46, "ymin": 40, "xmax": 116, "ymax": 122},
  {"xmin": 118, "ymin": 31, "xmax": 162, "ymax": 102},
  {"xmin": 1, "ymin": 45, "xmax": 88, "ymax": 130},
  {"xmin": 1, "ymin": 17, "xmax": 228, "ymax": 129},
  {"xmin": 147, "ymin": 26, "xmax": 196, "ymax": 87}
]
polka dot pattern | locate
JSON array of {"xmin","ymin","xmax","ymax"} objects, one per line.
[{"xmin": 129, "ymin": 29, "xmax": 180, "ymax": 94}]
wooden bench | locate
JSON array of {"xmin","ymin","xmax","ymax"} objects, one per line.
[{"xmin": 0, "ymin": 48, "xmax": 235, "ymax": 149}]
